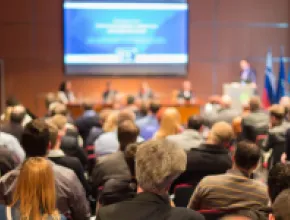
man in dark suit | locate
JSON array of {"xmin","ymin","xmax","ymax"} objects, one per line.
[
  {"xmin": 1, "ymin": 105, "xmax": 25, "ymax": 142},
  {"xmin": 240, "ymin": 59, "xmax": 256, "ymax": 84},
  {"xmin": 75, "ymin": 103, "xmax": 100, "ymax": 143},
  {"xmin": 177, "ymin": 81, "xmax": 194, "ymax": 103},
  {"xmin": 96, "ymin": 139, "xmax": 205, "ymax": 220},
  {"xmin": 242, "ymin": 97, "xmax": 269, "ymax": 142},
  {"xmin": 263, "ymin": 105, "xmax": 290, "ymax": 167},
  {"xmin": 103, "ymin": 82, "xmax": 117, "ymax": 104}
]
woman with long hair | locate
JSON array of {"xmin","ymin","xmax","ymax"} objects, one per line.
[
  {"xmin": 10, "ymin": 157, "xmax": 64, "ymax": 220},
  {"xmin": 154, "ymin": 107, "xmax": 181, "ymax": 139},
  {"xmin": 58, "ymin": 81, "xmax": 75, "ymax": 104},
  {"xmin": 102, "ymin": 111, "xmax": 118, "ymax": 133}
]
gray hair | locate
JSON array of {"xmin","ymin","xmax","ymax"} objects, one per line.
[{"xmin": 136, "ymin": 139, "xmax": 186, "ymax": 193}]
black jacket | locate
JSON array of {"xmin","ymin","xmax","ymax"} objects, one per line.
[
  {"xmin": 172, "ymin": 143, "xmax": 232, "ymax": 190},
  {"xmin": 263, "ymin": 121, "xmax": 290, "ymax": 167},
  {"xmin": 75, "ymin": 113, "xmax": 100, "ymax": 143},
  {"xmin": 242, "ymin": 110, "xmax": 269, "ymax": 142},
  {"xmin": 96, "ymin": 192, "xmax": 205, "ymax": 220}
]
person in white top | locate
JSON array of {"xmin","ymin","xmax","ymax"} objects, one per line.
[{"xmin": 58, "ymin": 81, "xmax": 75, "ymax": 104}]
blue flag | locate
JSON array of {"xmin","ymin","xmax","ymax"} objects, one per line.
[{"xmin": 276, "ymin": 55, "xmax": 286, "ymax": 103}]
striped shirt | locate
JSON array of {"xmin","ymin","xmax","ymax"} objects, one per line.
[{"xmin": 188, "ymin": 169, "xmax": 269, "ymax": 211}]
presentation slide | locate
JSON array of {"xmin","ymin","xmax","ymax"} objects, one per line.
[{"xmin": 63, "ymin": 0, "xmax": 188, "ymax": 75}]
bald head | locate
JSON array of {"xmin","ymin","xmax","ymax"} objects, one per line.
[
  {"xmin": 10, "ymin": 105, "xmax": 26, "ymax": 124},
  {"xmin": 208, "ymin": 122, "xmax": 234, "ymax": 146}
]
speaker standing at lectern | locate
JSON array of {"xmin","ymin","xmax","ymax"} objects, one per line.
[{"xmin": 240, "ymin": 59, "xmax": 257, "ymax": 86}]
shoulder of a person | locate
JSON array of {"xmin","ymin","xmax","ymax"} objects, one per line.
[
  {"xmin": 171, "ymin": 207, "xmax": 205, "ymax": 219},
  {"xmin": 52, "ymin": 162, "xmax": 75, "ymax": 178}
]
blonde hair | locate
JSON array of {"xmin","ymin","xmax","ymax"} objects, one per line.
[
  {"xmin": 155, "ymin": 107, "xmax": 181, "ymax": 139},
  {"xmin": 136, "ymin": 140, "xmax": 186, "ymax": 192},
  {"xmin": 11, "ymin": 157, "xmax": 60, "ymax": 220},
  {"xmin": 103, "ymin": 111, "xmax": 118, "ymax": 132}
]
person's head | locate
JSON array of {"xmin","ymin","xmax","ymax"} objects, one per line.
[
  {"xmin": 221, "ymin": 216, "xmax": 252, "ymax": 220},
  {"xmin": 126, "ymin": 95, "xmax": 135, "ymax": 106},
  {"xmin": 234, "ymin": 141, "xmax": 261, "ymax": 174},
  {"xmin": 83, "ymin": 102, "xmax": 94, "ymax": 111},
  {"xmin": 270, "ymin": 189, "xmax": 290, "ymax": 220},
  {"xmin": 149, "ymin": 102, "xmax": 160, "ymax": 115},
  {"xmin": 22, "ymin": 119, "xmax": 50, "ymax": 157},
  {"xmin": 10, "ymin": 105, "xmax": 26, "ymax": 124},
  {"xmin": 99, "ymin": 108, "xmax": 113, "ymax": 126},
  {"xmin": 279, "ymin": 96, "xmax": 290, "ymax": 108},
  {"xmin": 268, "ymin": 163, "xmax": 290, "ymax": 202},
  {"xmin": 59, "ymin": 80, "xmax": 72, "ymax": 92},
  {"xmin": 48, "ymin": 114, "xmax": 67, "ymax": 131},
  {"xmin": 103, "ymin": 111, "xmax": 118, "ymax": 132},
  {"xmin": 269, "ymin": 104, "xmax": 285, "ymax": 127},
  {"xmin": 232, "ymin": 116, "xmax": 242, "ymax": 136},
  {"xmin": 11, "ymin": 157, "xmax": 58, "ymax": 219},
  {"xmin": 207, "ymin": 122, "xmax": 234, "ymax": 147},
  {"xmin": 221, "ymin": 95, "xmax": 232, "ymax": 109},
  {"xmin": 118, "ymin": 120, "xmax": 139, "ymax": 152},
  {"xmin": 98, "ymin": 179, "xmax": 136, "ymax": 207},
  {"xmin": 183, "ymin": 80, "xmax": 191, "ymax": 91},
  {"xmin": 240, "ymin": 59, "xmax": 250, "ymax": 70},
  {"xmin": 51, "ymin": 103, "xmax": 68, "ymax": 116},
  {"xmin": 141, "ymin": 82, "xmax": 149, "ymax": 90},
  {"xmin": 136, "ymin": 139, "xmax": 186, "ymax": 194},
  {"xmin": 156, "ymin": 107, "xmax": 181, "ymax": 139},
  {"xmin": 187, "ymin": 115, "xmax": 203, "ymax": 131},
  {"xmin": 249, "ymin": 96, "xmax": 261, "ymax": 112},
  {"xmin": 118, "ymin": 109, "xmax": 136, "ymax": 124},
  {"xmin": 5, "ymin": 96, "xmax": 20, "ymax": 107},
  {"xmin": 45, "ymin": 93, "xmax": 57, "ymax": 110},
  {"xmin": 47, "ymin": 123, "xmax": 62, "ymax": 150}
]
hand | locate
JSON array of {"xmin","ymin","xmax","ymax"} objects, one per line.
[{"xmin": 281, "ymin": 153, "xmax": 287, "ymax": 164}]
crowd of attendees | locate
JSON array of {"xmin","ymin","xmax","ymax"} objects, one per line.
[{"xmin": 1, "ymin": 92, "xmax": 290, "ymax": 220}]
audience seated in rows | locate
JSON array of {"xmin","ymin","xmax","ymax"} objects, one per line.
[
  {"xmin": 242, "ymin": 96, "xmax": 269, "ymax": 142},
  {"xmin": 136, "ymin": 102, "xmax": 160, "ymax": 140},
  {"xmin": 172, "ymin": 121, "xmax": 233, "ymax": 192},
  {"xmin": 188, "ymin": 141, "xmax": 269, "ymax": 212},
  {"xmin": 48, "ymin": 114, "xmax": 88, "ymax": 168},
  {"xmin": 154, "ymin": 107, "xmax": 181, "ymax": 139},
  {"xmin": 167, "ymin": 115, "xmax": 204, "ymax": 151},
  {"xmin": 97, "ymin": 139, "xmax": 205, "ymax": 220},
  {"xmin": 75, "ymin": 103, "xmax": 100, "ymax": 143},
  {"xmin": 47, "ymin": 122, "xmax": 91, "ymax": 197},
  {"xmin": 0, "ymin": 119, "xmax": 90, "ymax": 219},
  {"xmin": 0, "ymin": 105, "xmax": 25, "ymax": 142},
  {"xmin": 91, "ymin": 120, "xmax": 139, "ymax": 199},
  {"xmin": 263, "ymin": 105, "xmax": 290, "ymax": 168},
  {"xmin": 9, "ymin": 157, "xmax": 66, "ymax": 219},
  {"xmin": 94, "ymin": 109, "xmax": 143, "ymax": 156},
  {"xmin": 0, "ymin": 131, "xmax": 25, "ymax": 163}
]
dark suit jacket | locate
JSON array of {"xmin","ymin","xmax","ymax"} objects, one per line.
[
  {"xmin": 263, "ymin": 121, "xmax": 290, "ymax": 167},
  {"xmin": 96, "ymin": 192, "xmax": 205, "ymax": 220},
  {"xmin": 177, "ymin": 90, "xmax": 194, "ymax": 101},
  {"xmin": 75, "ymin": 113, "xmax": 100, "ymax": 143},
  {"xmin": 61, "ymin": 135, "xmax": 88, "ymax": 168},
  {"xmin": 0, "ymin": 122, "xmax": 24, "ymax": 143},
  {"xmin": 241, "ymin": 68, "xmax": 256, "ymax": 84},
  {"xmin": 103, "ymin": 90, "xmax": 117, "ymax": 102},
  {"xmin": 242, "ymin": 110, "xmax": 269, "ymax": 142},
  {"xmin": 172, "ymin": 143, "xmax": 232, "ymax": 191}
]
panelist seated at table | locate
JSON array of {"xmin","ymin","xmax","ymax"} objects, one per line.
[
  {"xmin": 58, "ymin": 81, "xmax": 75, "ymax": 104},
  {"xmin": 177, "ymin": 80, "xmax": 195, "ymax": 103},
  {"xmin": 103, "ymin": 82, "xmax": 118, "ymax": 104},
  {"xmin": 138, "ymin": 82, "xmax": 154, "ymax": 101}
]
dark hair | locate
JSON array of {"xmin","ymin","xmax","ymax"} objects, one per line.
[
  {"xmin": 83, "ymin": 103, "xmax": 93, "ymax": 111},
  {"xmin": 234, "ymin": 141, "xmax": 261, "ymax": 170},
  {"xmin": 187, "ymin": 115, "xmax": 203, "ymax": 130},
  {"xmin": 272, "ymin": 189, "xmax": 290, "ymax": 220},
  {"xmin": 22, "ymin": 119, "xmax": 50, "ymax": 157},
  {"xmin": 124, "ymin": 143, "xmax": 140, "ymax": 178},
  {"xmin": 127, "ymin": 95, "xmax": 135, "ymax": 105},
  {"xmin": 59, "ymin": 81, "xmax": 68, "ymax": 92},
  {"xmin": 99, "ymin": 179, "xmax": 136, "ymax": 206},
  {"xmin": 149, "ymin": 102, "xmax": 160, "ymax": 115},
  {"xmin": 6, "ymin": 97, "xmax": 20, "ymax": 107},
  {"xmin": 10, "ymin": 109, "xmax": 26, "ymax": 124},
  {"xmin": 139, "ymin": 104, "xmax": 148, "ymax": 117},
  {"xmin": 268, "ymin": 163, "xmax": 290, "ymax": 202},
  {"xmin": 118, "ymin": 120, "xmax": 139, "ymax": 152}
]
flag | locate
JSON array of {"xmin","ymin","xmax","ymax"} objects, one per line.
[
  {"xmin": 275, "ymin": 54, "xmax": 286, "ymax": 103},
  {"xmin": 262, "ymin": 49, "xmax": 275, "ymax": 108}
]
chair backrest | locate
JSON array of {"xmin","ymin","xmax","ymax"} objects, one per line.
[{"xmin": 173, "ymin": 184, "xmax": 194, "ymax": 207}]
